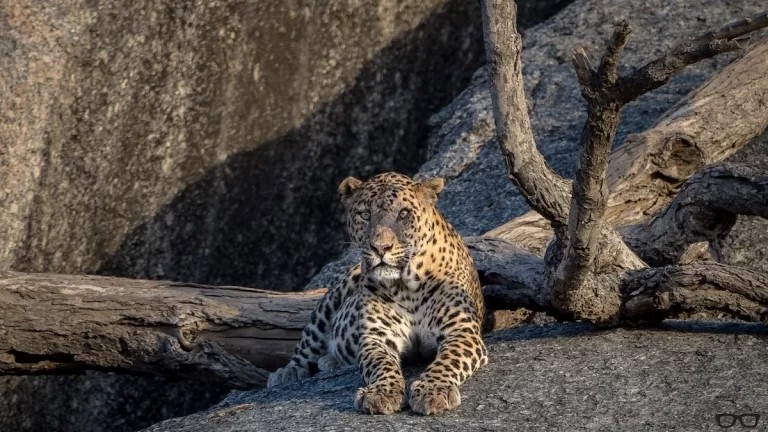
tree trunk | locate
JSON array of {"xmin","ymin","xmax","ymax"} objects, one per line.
[{"xmin": 0, "ymin": 271, "xmax": 323, "ymax": 389}]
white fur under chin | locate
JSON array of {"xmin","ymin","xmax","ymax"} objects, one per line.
[{"xmin": 370, "ymin": 265, "xmax": 401, "ymax": 284}]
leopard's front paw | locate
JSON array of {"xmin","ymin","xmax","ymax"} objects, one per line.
[
  {"xmin": 317, "ymin": 354, "xmax": 339, "ymax": 372},
  {"xmin": 408, "ymin": 379, "xmax": 461, "ymax": 415},
  {"xmin": 354, "ymin": 384, "xmax": 405, "ymax": 415},
  {"xmin": 267, "ymin": 364, "xmax": 310, "ymax": 388}
]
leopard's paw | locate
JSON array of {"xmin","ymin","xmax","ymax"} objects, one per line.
[
  {"xmin": 408, "ymin": 379, "xmax": 461, "ymax": 415},
  {"xmin": 317, "ymin": 354, "xmax": 339, "ymax": 372},
  {"xmin": 354, "ymin": 384, "xmax": 405, "ymax": 415},
  {"xmin": 267, "ymin": 364, "xmax": 310, "ymax": 388}
]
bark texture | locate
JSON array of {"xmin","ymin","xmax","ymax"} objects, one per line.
[
  {"xmin": 480, "ymin": 0, "xmax": 571, "ymax": 225},
  {"xmin": 622, "ymin": 163, "xmax": 768, "ymax": 266},
  {"xmin": 0, "ymin": 271, "xmax": 322, "ymax": 388}
]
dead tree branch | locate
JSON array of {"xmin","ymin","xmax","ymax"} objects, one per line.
[
  {"xmin": 481, "ymin": 0, "xmax": 572, "ymax": 226},
  {"xmin": 622, "ymin": 163, "xmax": 768, "ymax": 266},
  {"xmin": 482, "ymin": 1, "xmax": 768, "ymax": 325},
  {"xmin": 488, "ymin": 39, "xmax": 768, "ymax": 255},
  {"xmin": 551, "ymin": 21, "xmax": 645, "ymax": 323},
  {"xmin": 618, "ymin": 11, "xmax": 768, "ymax": 103},
  {"xmin": 621, "ymin": 263, "xmax": 768, "ymax": 323}
]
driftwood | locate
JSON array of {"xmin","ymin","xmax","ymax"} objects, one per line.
[{"xmin": 1, "ymin": 4, "xmax": 767, "ymax": 388}]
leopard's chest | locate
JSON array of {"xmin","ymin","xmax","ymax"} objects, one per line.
[{"xmin": 328, "ymin": 286, "xmax": 442, "ymax": 366}]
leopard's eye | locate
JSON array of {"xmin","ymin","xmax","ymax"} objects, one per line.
[
  {"xmin": 358, "ymin": 210, "xmax": 370, "ymax": 221},
  {"xmin": 398, "ymin": 208, "xmax": 411, "ymax": 220}
]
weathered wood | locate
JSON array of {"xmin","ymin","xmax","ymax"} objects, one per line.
[
  {"xmin": 622, "ymin": 163, "xmax": 768, "ymax": 266},
  {"xmin": 480, "ymin": 0, "xmax": 572, "ymax": 226},
  {"xmin": 621, "ymin": 263, "xmax": 768, "ymax": 323},
  {"xmin": 488, "ymin": 39, "xmax": 768, "ymax": 255},
  {"xmin": 550, "ymin": 21, "xmax": 645, "ymax": 323},
  {"xmin": 0, "ymin": 271, "xmax": 323, "ymax": 388},
  {"xmin": 0, "ymin": 240, "xmax": 548, "ymax": 386},
  {"xmin": 472, "ymin": 237, "xmax": 768, "ymax": 325}
]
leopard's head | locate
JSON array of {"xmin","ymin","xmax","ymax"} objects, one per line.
[{"xmin": 338, "ymin": 172, "xmax": 444, "ymax": 284}]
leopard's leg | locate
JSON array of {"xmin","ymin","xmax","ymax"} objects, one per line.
[
  {"xmin": 267, "ymin": 266, "xmax": 359, "ymax": 388},
  {"xmin": 409, "ymin": 289, "xmax": 488, "ymax": 415},
  {"xmin": 353, "ymin": 295, "xmax": 411, "ymax": 415}
]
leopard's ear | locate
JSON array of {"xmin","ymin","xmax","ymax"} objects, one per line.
[
  {"xmin": 417, "ymin": 177, "xmax": 444, "ymax": 204},
  {"xmin": 338, "ymin": 177, "xmax": 363, "ymax": 201}
]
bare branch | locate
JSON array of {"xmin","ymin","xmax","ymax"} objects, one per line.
[
  {"xmin": 571, "ymin": 46, "xmax": 593, "ymax": 88},
  {"xmin": 617, "ymin": 10, "xmax": 768, "ymax": 103},
  {"xmin": 694, "ymin": 11, "xmax": 768, "ymax": 43},
  {"xmin": 550, "ymin": 14, "xmax": 768, "ymax": 324},
  {"xmin": 621, "ymin": 263, "xmax": 768, "ymax": 323},
  {"xmin": 551, "ymin": 21, "xmax": 647, "ymax": 323},
  {"xmin": 622, "ymin": 163, "xmax": 768, "ymax": 266},
  {"xmin": 598, "ymin": 20, "xmax": 631, "ymax": 86},
  {"xmin": 481, "ymin": 0, "xmax": 572, "ymax": 225}
]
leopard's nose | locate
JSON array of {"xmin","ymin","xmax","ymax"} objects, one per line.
[{"xmin": 371, "ymin": 241, "xmax": 393, "ymax": 257}]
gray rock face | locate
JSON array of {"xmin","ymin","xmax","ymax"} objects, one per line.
[
  {"xmin": 1, "ymin": 0, "xmax": 487, "ymax": 292},
  {"xmin": 144, "ymin": 321, "xmax": 768, "ymax": 432}
]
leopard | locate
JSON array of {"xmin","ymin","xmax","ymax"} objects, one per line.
[{"xmin": 267, "ymin": 172, "xmax": 488, "ymax": 415}]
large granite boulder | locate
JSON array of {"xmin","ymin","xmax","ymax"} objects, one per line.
[{"xmin": 2, "ymin": 0, "xmax": 486, "ymax": 291}]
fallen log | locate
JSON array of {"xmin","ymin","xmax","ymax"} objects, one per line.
[
  {"xmin": 0, "ymin": 271, "xmax": 323, "ymax": 389},
  {"xmin": 0, "ymin": 241, "xmax": 544, "ymax": 388}
]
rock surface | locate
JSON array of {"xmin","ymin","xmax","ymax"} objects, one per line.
[
  {"xmin": 144, "ymin": 321, "xmax": 768, "ymax": 432},
  {"xmin": 0, "ymin": 373, "xmax": 228, "ymax": 432},
  {"xmin": 1, "ymin": 0, "xmax": 487, "ymax": 291}
]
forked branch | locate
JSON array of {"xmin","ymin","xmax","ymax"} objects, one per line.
[{"xmin": 553, "ymin": 13, "xmax": 768, "ymax": 323}]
